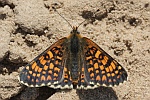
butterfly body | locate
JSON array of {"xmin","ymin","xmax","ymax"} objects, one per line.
[{"xmin": 19, "ymin": 26, "xmax": 128, "ymax": 89}]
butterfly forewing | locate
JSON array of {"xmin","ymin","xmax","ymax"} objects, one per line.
[
  {"xmin": 19, "ymin": 37, "xmax": 73, "ymax": 88},
  {"xmin": 79, "ymin": 37, "xmax": 128, "ymax": 88}
]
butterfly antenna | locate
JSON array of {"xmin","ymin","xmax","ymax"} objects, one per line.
[
  {"xmin": 77, "ymin": 19, "xmax": 86, "ymax": 29},
  {"xmin": 53, "ymin": 7, "xmax": 73, "ymax": 30}
]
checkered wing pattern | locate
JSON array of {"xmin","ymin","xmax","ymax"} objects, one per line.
[
  {"xmin": 77, "ymin": 37, "xmax": 128, "ymax": 89},
  {"xmin": 19, "ymin": 38, "xmax": 73, "ymax": 88}
]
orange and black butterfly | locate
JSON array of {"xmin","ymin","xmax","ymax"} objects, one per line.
[{"xmin": 19, "ymin": 26, "xmax": 128, "ymax": 89}]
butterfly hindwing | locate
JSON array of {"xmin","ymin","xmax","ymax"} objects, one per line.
[
  {"xmin": 19, "ymin": 37, "xmax": 73, "ymax": 88},
  {"xmin": 77, "ymin": 37, "xmax": 128, "ymax": 89}
]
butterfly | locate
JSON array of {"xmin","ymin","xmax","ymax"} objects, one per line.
[{"xmin": 19, "ymin": 26, "xmax": 128, "ymax": 89}]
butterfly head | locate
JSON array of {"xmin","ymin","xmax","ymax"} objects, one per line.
[{"xmin": 71, "ymin": 26, "xmax": 80, "ymax": 34}]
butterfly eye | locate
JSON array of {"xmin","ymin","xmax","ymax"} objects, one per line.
[{"xmin": 71, "ymin": 29, "xmax": 80, "ymax": 34}]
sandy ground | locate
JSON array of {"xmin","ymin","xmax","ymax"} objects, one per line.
[{"xmin": 0, "ymin": 0, "xmax": 150, "ymax": 100}]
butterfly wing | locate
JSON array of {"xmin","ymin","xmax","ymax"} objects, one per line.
[
  {"xmin": 77, "ymin": 37, "xmax": 128, "ymax": 89},
  {"xmin": 19, "ymin": 37, "xmax": 73, "ymax": 89}
]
